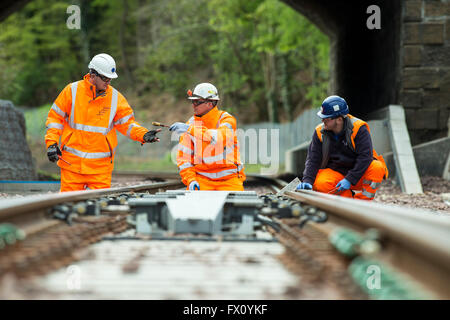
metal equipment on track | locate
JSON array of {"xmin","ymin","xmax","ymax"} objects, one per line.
[{"xmin": 0, "ymin": 174, "xmax": 448, "ymax": 299}]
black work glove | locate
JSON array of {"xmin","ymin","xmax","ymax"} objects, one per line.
[
  {"xmin": 143, "ymin": 129, "xmax": 161, "ymax": 143},
  {"xmin": 47, "ymin": 143, "xmax": 62, "ymax": 162}
]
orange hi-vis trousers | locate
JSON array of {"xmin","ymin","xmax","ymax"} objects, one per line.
[
  {"xmin": 313, "ymin": 159, "xmax": 386, "ymax": 201},
  {"xmin": 60, "ymin": 169, "xmax": 112, "ymax": 192},
  {"xmin": 187, "ymin": 175, "xmax": 244, "ymax": 191}
]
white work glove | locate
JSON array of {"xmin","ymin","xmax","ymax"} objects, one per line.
[
  {"xmin": 189, "ymin": 181, "xmax": 200, "ymax": 190},
  {"xmin": 169, "ymin": 122, "xmax": 189, "ymax": 134}
]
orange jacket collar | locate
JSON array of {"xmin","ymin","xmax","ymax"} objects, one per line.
[
  {"xmin": 83, "ymin": 73, "xmax": 110, "ymax": 97},
  {"xmin": 194, "ymin": 106, "xmax": 221, "ymax": 128}
]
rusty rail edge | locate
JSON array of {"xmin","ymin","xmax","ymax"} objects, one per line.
[
  {"xmin": 0, "ymin": 180, "xmax": 184, "ymax": 222},
  {"xmin": 285, "ymin": 190, "xmax": 450, "ymax": 270}
]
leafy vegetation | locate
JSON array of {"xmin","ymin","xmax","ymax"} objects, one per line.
[{"xmin": 0, "ymin": 0, "xmax": 329, "ymax": 123}]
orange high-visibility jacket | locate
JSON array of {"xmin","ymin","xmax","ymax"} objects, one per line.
[
  {"xmin": 176, "ymin": 106, "xmax": 245, "ymax": 186},
  {"xmin": 315, "ymin": 114, "xmax": 388, "ymax": 178},
  {"xmin": 45, "ymin": 74, "xmax": 148, "ymax": 174}
]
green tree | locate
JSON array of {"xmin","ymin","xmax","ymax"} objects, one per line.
[
  {"xmin": 0, "ymin": 0, "xmax": 329, "ymax": 123},
  {"xmin": 208, "ymin": 0, "xmax": 329, "ymax": 122},
  {"xmin": 0, "ymin": 0, "xmax": 85, "ymax": 105}
]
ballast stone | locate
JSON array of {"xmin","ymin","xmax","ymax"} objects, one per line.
[{"xmin": 0, "ymin": 100, "xmax": 36, "ymax": 180}]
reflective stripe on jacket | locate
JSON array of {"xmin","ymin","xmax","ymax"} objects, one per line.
[
  {"xmin": 313, "ymin": 114, "xmax": 388, "ymax": 182},
  {"xmin": 45, "ymin": 74, "xmax": 148, "ymax": 174},
  {"xmin": 176, "ymin": 106, "xmax": 245, "ymax": 186}
]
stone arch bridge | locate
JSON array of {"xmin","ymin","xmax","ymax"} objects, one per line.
[{"xmin": 1, "ymin": 0, "xmax": 449, "ymax": 145}]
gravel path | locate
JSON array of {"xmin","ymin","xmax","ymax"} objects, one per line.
[{"xmin": 374, "ymin": 176, "xmax": 450, "ymax": 214}]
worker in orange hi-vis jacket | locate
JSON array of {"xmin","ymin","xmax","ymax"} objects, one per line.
[
  {"xmin": 45, "ymin": 53, "xmax": 161, "ymax": 192},
  {"xmin": 169, "ymin": 83, "xmax": 245, "ymax": 191},
  {"xmin": 296, "ymin": 95, "xmax": 388, "ymax": 201}
]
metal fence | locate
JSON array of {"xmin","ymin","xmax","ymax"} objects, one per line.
[
  {"xmin": 115, "ymin": 108, "xmax": 321, "ymax": 166},
  {"xmin": 239, "ymin": 108, "xmax": 320, "ymax": 165}
]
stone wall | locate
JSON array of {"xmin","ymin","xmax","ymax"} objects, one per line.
[
  {"xmin": 0, "ymin": 100, "xmax": 37, "ymax": 180},
  {"xmin": 400, "ymin": 0, "xmax": 450, "ymax": 145}
]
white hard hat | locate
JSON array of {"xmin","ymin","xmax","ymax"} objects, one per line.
[
  {"xmin": 188, "ymin": 83, "xmax": 220, "ymax": 100},
  {"xmin": 88, "ymin": 53, "xmax": 118, "ymax": 79}
]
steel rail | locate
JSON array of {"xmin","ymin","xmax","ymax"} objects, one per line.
[
  {"xmin": 245, "ymin": 174, "xmax": 287, "ymax": 193},
  {"xmin": 285, "ymin": 190, "xmax": 450, "ymax": 270},
  {"xmin": 1, "ymin": 173, "xmax": 447, "ymax": 298},
  {"xmin": 0, "ymin": 180, "xmax": 184, "ymax": 223},
  {"xmin": 245, "ymin": 174, "xmax": 287, "ymax": 188},
  {"xmin": 113, "ymin": 171, "xmax": 180, "ymax": 180}
]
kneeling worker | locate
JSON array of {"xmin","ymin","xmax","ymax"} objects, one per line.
[
  {"xmin": 296, "ymin": 95, "xmax": 388, "ymax": 200},
  {"xmin": 169, "ymin": 83, "xmax": 245, "ymax": 191},
  {"xmin": 45, "ymin": 53, "xmax": 161, "ymax": 192}
]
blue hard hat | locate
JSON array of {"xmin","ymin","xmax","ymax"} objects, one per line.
[{"xmin": 317, "ymin": 95, "xmax": 349, "ymax": 119}]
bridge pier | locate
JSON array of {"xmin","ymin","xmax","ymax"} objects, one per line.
[{"xmin": 284, "ymin": 0, "xmax": 449, "ymax": 145}]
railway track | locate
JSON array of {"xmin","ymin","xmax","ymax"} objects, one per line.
[{"xmin": 0, "ymin": 173, "xmax": 448, "ymax": 299}]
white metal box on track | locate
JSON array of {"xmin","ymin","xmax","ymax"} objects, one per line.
[{"xmin": 128, "ymin": 191, "xmax": 264, "ymax": 237}]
